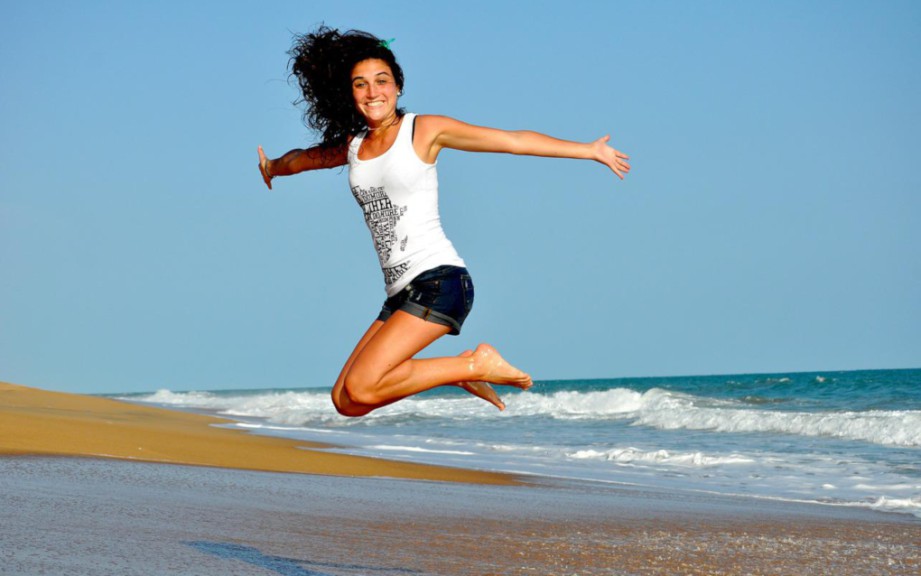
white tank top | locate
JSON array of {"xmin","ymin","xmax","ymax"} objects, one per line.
[{"xmin": 348, "ymin": 113, "xmax": 465, "ymax": 296}]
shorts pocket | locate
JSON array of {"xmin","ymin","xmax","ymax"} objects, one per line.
[
  {"xmin": 461, "ymin": 274, "xmax": 475, "ymax": 315},
  {"xmin": 406, "ymin": 280, "xmax": 437, "ymax": 311}
]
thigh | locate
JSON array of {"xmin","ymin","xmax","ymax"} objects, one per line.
[
  {"xmin": 331, "ymin": 319, "xmax": 385, "ymax": 401},
  {"xmin": 349, "ymin": 310, "xmax": 452, "ymax": 380}
]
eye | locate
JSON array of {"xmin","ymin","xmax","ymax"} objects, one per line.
[{"xmin": 353, "ymin": 81, "xmax": 367, "ymax": 89}]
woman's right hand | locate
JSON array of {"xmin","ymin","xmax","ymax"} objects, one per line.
[{"xmin": 257, "ymin": 145, "xmax": 273, "ymax": 190}]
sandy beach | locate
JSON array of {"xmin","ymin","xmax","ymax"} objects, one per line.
[
  {"xmin": 2, "ymin": 381, "xmax": 920, "ymax": 575},
  {"xmin": 0, "ymin": 381, "xmax": 514, "ymax": 485}
]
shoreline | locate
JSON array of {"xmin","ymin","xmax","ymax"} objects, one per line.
[
  {"xmin": 0, "ymin": 381, "xmax": 517, "ymax": 485},
  {"xmin": 3, "ymin": 381, "xmax": 920, "ymax": 573}
]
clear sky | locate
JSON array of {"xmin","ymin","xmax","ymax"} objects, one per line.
[{"xmin": 2, "ymin": 1, "xmax": 919, "ymax": 394}]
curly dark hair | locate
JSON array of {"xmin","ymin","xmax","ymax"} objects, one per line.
[{"xmin": 289, "ymin": 25, "xmax": 406, "ymax": 149}]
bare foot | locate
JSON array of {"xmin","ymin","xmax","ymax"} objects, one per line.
[
  {"xmin": 459, "ymin": 381, "xmax": 505, "ymax": 411},
  {"xmin": 455, "ymin": 350, "xmax": 505, "ymax": 410},
  {"xmin": 471, "ymin": 343, "xmax": 533, "ymax": 390}
]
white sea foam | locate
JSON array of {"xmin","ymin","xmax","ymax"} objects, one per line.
[
  {"xmin": 137, "ymin": 389, "xmax": 227, "ymax": 407},
  {"xmin": 630, "ymin": 391, "xmax": 921, "ymax": 447},
  {"xmin": 869, "ymin": 496, "xmax": 921, "ymax": 516},
  {"xmin": 509, "ymin": 388, "xmax": 644, "ymax": 418},
  {"xmin": 568, "ymin": 447, "xmax": 754, "ymax": 467},
  {"xmin": 129, "ymin": 387, "xmax": 921, "ymax": 447},
  {"xmin": 368, "ymin": 445, "xmax": 475, "ymax": 456},
  {"xmin": 235, "ymin": 423, "xmax": 334, "ymax": 434},
  {"xmin": 129, "ymin": 388, "xmax": 336, "ymax": 424},
  {"xmin": 507, "ymin": 387, "xmax": 921, "ymax": 447}
]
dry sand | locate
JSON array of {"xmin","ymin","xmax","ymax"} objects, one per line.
[{"xmin": 0, "ymin": 381, "xmax": 515, "ymax": 484}]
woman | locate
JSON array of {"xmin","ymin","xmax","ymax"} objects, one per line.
[{"xmin": 258, "ymin": 27, "xmax": 630, "ymax": 417}]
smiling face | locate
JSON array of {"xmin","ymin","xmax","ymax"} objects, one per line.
[{"xmin": 351, "ymin": 58, "xmax": 401, "ymax": 127}]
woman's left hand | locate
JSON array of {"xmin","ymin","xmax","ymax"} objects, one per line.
[
  {"xmin": 257, "ymin": 145, "xmax": 273, "ymax": 190},
  {"xmin": 592, "ymin": 135, "xmax": 631, "ymax": 180}
]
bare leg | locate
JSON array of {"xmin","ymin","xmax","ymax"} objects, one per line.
[
  {"xmin": 470, "ymin": 343, "xmax": 533, "ymax": 389},
  {"xmin": 332, "ymin": 311, "xmax": 531, "ymax": 416},
  {"xmin": 457, "ymin": 350, "xmax": 505, "ymax": 411},
  {"xmin": 330, "ymin": 320, "xmax": 385, "ymax": 417},
  {"xmin": 332, "ymin": 323, "xmax": 501, "ymax": 416}
]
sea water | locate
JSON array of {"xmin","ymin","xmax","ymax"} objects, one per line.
[{"xmin": 119, "ymin": 368, "xmax": 921, "ymax": 519}]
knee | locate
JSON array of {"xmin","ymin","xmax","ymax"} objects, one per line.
[
  {"xmin": 342, "ymin": 370, "xmax": 384, "ymax": 407},
  {"xmin": 334, "ymin": 400, "xmax": 370, "ymax": 418},
  {"xmin": 343, "ymin": 382, "xmax": 382, "ymax": 407},
  {"xmin": 331, "ymin": 387, "xmax": 373, "ymax": 418}
]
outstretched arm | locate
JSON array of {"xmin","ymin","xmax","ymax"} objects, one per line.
[
  {"xmin": 257, "ymin": 145, "xmax": 347, "ymax": 190},
  {"xmin": 416, "ymin": 115, "xmax": 631, "ymax": 180}
]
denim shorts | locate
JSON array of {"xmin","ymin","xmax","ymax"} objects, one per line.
[{"xmin": 377, "ymin": 265, "xmax": 474, "ymax": 335}]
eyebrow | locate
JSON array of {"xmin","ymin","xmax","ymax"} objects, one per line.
[{"xmin": 352, "ymin": 71, "xmax": 393, "ymax": 82}]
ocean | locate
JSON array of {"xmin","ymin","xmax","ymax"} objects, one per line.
[{"xmin": 119, "ymin": 368, "xmax": 921, "ymax": 520}]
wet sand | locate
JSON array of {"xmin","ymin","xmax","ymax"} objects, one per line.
[
  {"xmin": 2, "ymin": 381, "xmax": 919, "ymax": 575},
  {"xmin": 2, "ymin": 457, "xmax": 919, "ymax": 575}
]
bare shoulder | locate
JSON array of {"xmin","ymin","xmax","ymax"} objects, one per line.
[
  {"xmin": 412, "ymin": 114, "xmax": 459, "ymax": 163},
  {"xmin": 413, "ymin": 114, "xmax": 460, "ymax": 138},
  {"xmin": 413, "ymin": 114, "xmax": 509, "ymax": 158}
]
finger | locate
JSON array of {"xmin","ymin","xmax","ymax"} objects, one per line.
[
  {"xmin": 257, "ymin": 147, "xmax": 269, "ymax": 172},
  {"xmin": 257, "ymin": 150, "xmax": 273, "ymax": 191}
]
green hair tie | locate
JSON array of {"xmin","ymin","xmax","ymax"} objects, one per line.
[{"xmin": 379, "ymin": 38, "xmax": 396, "ymax": 50}]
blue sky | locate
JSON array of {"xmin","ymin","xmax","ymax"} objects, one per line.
[{"xmin": 2, "ymin": 1, "xmax": 919, "ymax": 394}]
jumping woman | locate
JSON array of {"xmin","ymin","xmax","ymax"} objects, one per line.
[{"xmin": 258, "ymin": 27, "xmax": 630, "ymax": 417}]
